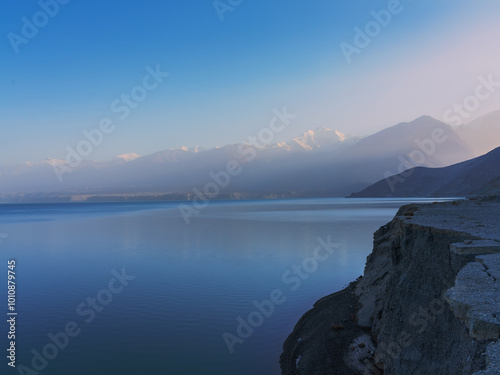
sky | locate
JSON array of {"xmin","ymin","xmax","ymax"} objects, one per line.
[{"xmin": 1, "ymin": 0, "xmax": 500, "ymax": 165}]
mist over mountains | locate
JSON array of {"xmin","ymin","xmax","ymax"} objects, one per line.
[
  {"xmin": 456, "ymin": 110, "xmax": 500, "ymax": 156},
  {"xmin": 1, "ymin": 110, "xmax": 499, "ymax": 202},
  {"xmin": 350, "ymin": 146, "xmax": 500, "ymax": 198}
]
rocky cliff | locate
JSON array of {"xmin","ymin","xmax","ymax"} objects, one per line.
[{"xmin": 281, "ymin": 197, "xmax": 500, "ymax": 374}]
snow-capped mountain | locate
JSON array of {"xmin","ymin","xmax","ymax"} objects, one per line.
[
  {"xmin": 0, "ymin": 127, "xmax": 357, "ymax": 194},
  {"xmin": 0, "ymin": 113, "xmax": 493, "ymax": 200},
  {"xmin": 117, "ymin": 153, "xmax": 142, "ymax": 162},
  {"xmin": 18, "ymin": 128, "xmax": 353, "ymax": 170},
  {"xmin": 271, "ymin": 127, "xmax": 359, "ymax": 152}
]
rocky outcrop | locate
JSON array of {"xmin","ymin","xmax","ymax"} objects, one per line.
[
  {"xmin": 473, "ymin": 341, "xmax": 500, "ymax": 375},
  {"xmin": 280, "ymin": 283, "xmax": 374, "ymax": 374},
  {"xmin": 444, "ymin": 253, "xmax": 500, "ymax": 341},
  {"xmin": 282, "ymin": 197, "xmax": 500, "ymax": 374},
  {"xmin": 355, "ymin": 199, "xmax": 500, "ymax": 374}
]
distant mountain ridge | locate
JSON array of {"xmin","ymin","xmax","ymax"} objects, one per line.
[
  {"xmin": 0, "ymin": 111, "xmax": 497, "ymax": 202},
  {"xmin": 350, "ymin": 146, "xmax": 500, "ymax": 198},
  {"xmin": 346, "ymin": 115, "xmax": 473, "ymax": 166},
  {"xmin": 274, "ymin": 127, "xmax": 360, "ymax": 152},
  {"xmin": 0, "ymin": 127, "xmax": 355, "ymax": 195}
]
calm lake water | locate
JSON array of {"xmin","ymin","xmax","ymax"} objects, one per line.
[{"xmin": 0, "ymin": 198, "xmax": 446, "ymax": 374}]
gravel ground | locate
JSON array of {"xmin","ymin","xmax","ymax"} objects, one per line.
[{"xmin": 400, "ymin": 197, "xmax": 500, "ymax": 241}]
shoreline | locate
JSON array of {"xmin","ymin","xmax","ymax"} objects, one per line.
[
  {"xmin": 0, "ymin": 191, "xmax": 466, "ymax": 204},
  {"xmin": 281, "ymin": 197, "xmax": 500, "ymax": 374}
]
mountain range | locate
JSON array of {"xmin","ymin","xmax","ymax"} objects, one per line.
[
  {"xmin": 350, "ymin": 146, "xmax": 500, "ymax": 198},
  {"xmin": 1, "ymin": 110, "xmax": 499, "ymax": 202}
]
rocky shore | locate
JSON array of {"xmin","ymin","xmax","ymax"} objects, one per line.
[{"xmin": 281, "ymin": 197, "xmax": 500, "ymax": 374}]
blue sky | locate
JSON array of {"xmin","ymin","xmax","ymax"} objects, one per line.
[{"xmin": 1, "ymin": 0, "xmax": 500, "ymax": 164}]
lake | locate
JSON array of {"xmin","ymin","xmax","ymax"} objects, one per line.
[{"xmin": 0, "ymin": 198, "xmax": 446, "ymax": 374}]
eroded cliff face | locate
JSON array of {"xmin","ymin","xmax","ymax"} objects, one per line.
[
  {"xmin": 281, "ymin": 198, "xmax": 500, "ymax": 375},
  {"xmin": 356, "ymin": 201, "xmax": 500, "ymax": 374}
]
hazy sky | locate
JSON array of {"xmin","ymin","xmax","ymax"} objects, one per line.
[{"xmin": 2, "ymin": 0, "xmax": 500, "ymax": 164}]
